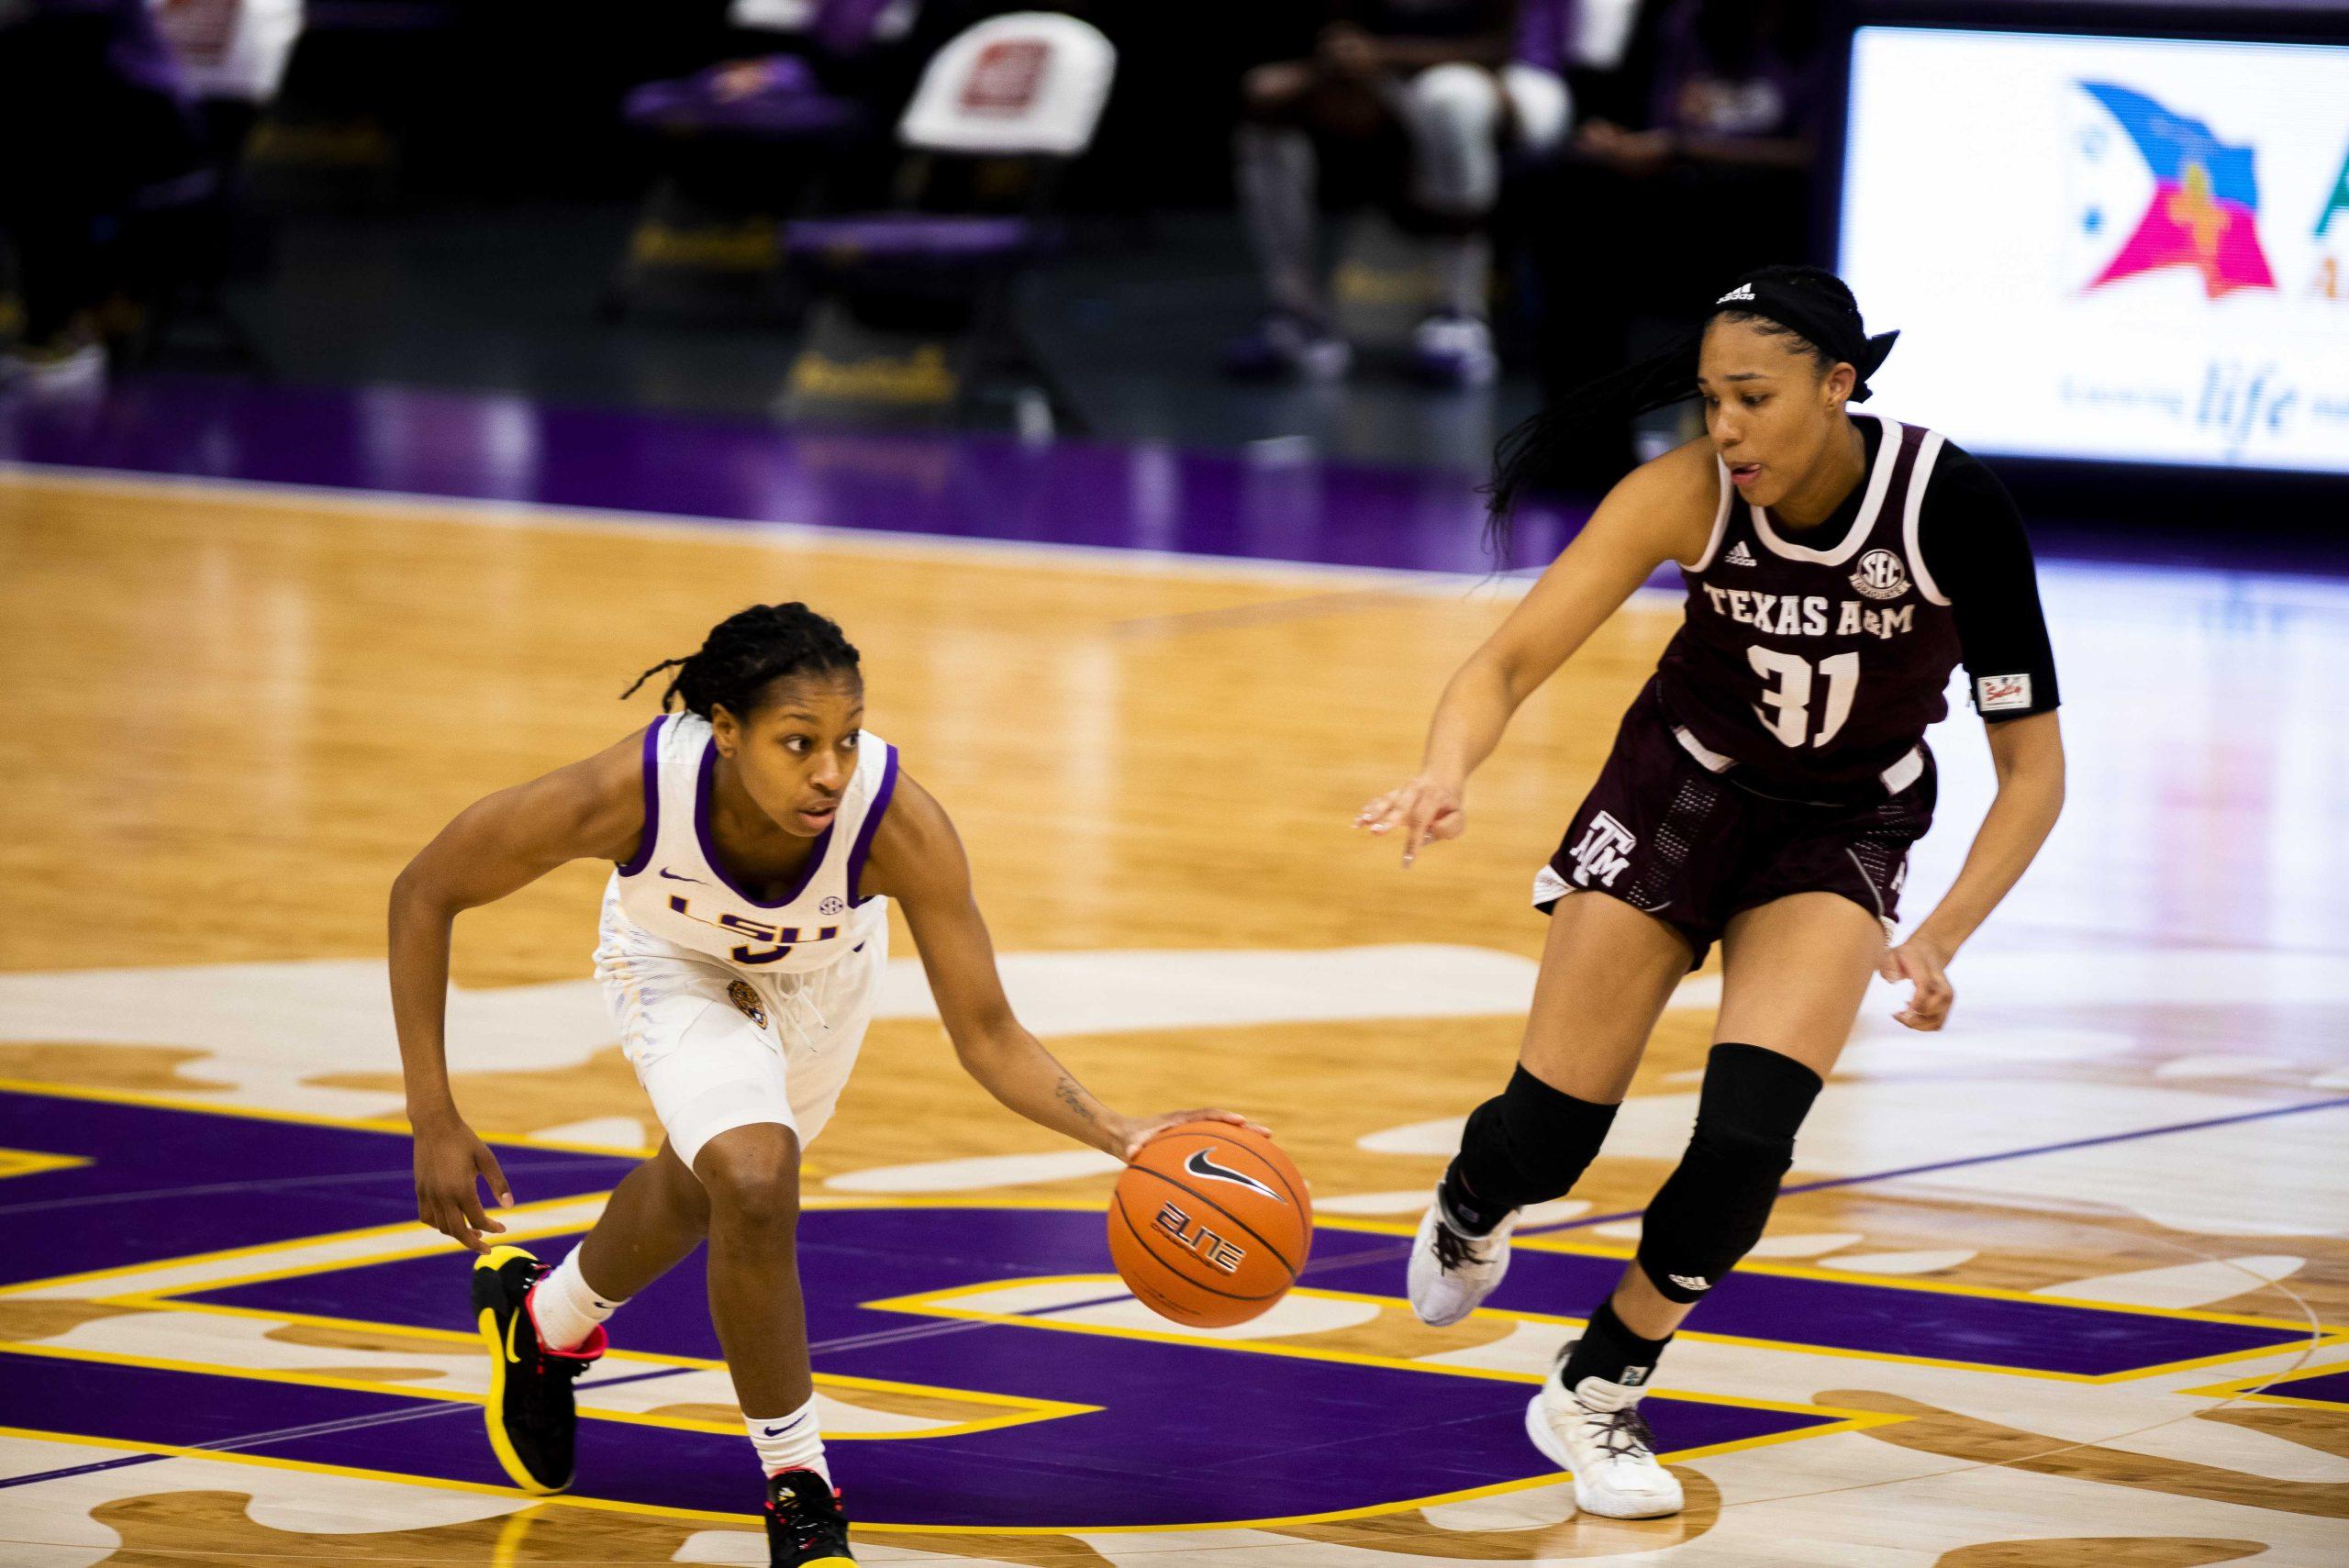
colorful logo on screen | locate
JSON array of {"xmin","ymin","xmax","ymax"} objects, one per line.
[{"xmin": 2077, "ymin": 82, "xmax": 2276, "ymax": 299}]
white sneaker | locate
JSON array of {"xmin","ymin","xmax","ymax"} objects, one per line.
[
  {"xmin": 1524, "ymin": 1345, "xmax": 1686, "ymax": 1518},
  {"xmin": 1223, "ymin": 310, "xmax": 1352, "ymax": 383},
  {"xmin": 1407, "ymin": 1186, "xmax": 1515, "ymax": 1327},
  {"xmin": 1407, "ymin": 312, "xmax": 1498, "ymax": 388},
  {"xmin": 0, "ymin": 339, "xmax": 106, "ymax": 400}
]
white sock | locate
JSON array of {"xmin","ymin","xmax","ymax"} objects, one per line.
[
  {"xmin": 530, "ymin": 1247, "xmax": 624, "ymax": 1352},
  {"xmin": 748, "ymin": 1396, "xmax": 829, "ymax": 1484}
]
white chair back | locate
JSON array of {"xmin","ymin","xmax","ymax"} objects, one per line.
[
  {"xmin": 897, "ymin": 12, "xmax": 1116, "ymax": 158},
  {"xmin": 150, "ymin": 0, "xmax": 303, "ymax": 104}
]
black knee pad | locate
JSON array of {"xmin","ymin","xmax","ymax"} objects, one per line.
[
  {"xmin": 1446, "ymin": 1065, "xmax": 1618, "ymax": 1225},
  {"xmin": 1636, "ymin": 1043, "xmax": 1822, "ymax": 1304}
]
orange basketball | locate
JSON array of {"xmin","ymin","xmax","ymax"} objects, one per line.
[{"xmin": 1108, "ymin": 1120, "xmax": 1311, "ymax": 1328}]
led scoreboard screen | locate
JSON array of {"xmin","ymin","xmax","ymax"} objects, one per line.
[{"xmin": 1837, "ymin": 26, "xmax": 2349, "ymax": 474}]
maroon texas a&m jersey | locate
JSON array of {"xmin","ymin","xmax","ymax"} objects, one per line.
[{"xmin": 1653, "ymin": 411, "xmax": 1963, "ymax": 800}]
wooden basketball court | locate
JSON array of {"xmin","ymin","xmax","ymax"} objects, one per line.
[{"xmin": 2, "ymin": 461, "xmax": 2345, "ymax": 1565}]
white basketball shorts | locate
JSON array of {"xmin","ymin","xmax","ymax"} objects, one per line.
[{"xmin": 593, "ymin": 898, "xmax": 884, "ymax": 1172}]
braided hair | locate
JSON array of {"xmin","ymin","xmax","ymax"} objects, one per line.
[
  {"xmin": 1486, "ymin": 263, "xmax": 1897, "ymax": 560},
  {"xmin": 620, "ymin": 603, "xmax": 861, "ymax": 717}
]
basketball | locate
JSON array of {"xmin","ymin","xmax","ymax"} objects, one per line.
[{"xmin": 1108, "ymin": 1121, "xmax": 1311, "ymax": 1328}]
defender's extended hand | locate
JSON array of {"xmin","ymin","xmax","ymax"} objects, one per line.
[
  {"xmin": 1879, "ymin": 936, "xmax": 1954, "ymax": 1031},
  {"xmin": 1354, "ymin": 775, "xmax": 1465, "ymax": 868}
]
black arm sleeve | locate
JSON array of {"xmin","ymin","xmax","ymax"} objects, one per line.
[{"xmin": 1918, "ymin": 446, "xmax": 2062, "ymax": 724}]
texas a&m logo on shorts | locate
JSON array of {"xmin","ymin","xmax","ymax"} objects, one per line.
[{"xmin": 1568, "ymin": 812, "xmax": 1637, "ymax": 887}]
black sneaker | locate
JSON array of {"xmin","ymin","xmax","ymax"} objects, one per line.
[
  {"xmin": 471, "ymin": 1245, "xmax": 603, "ymax": 1493},
  {"xmin": 766, "ymin": 1468, "xmax": 856, "ymax": 1565}
]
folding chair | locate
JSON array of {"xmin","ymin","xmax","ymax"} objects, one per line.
[{"xmin": 775, "ymin": 11, "xmax": 1115, "ymax": 432}]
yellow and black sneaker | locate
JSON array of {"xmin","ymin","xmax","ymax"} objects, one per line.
[
  {"xmin": 472, "ymin": 1245, "xmax": 604, "ymax": 1493},
  {"xmin": 765, "ymin": 1468, "xmax": 856, "ymax": 1565}
]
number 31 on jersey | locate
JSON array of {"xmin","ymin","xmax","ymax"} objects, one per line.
[{"xmin": 1749, "ymin": 646, "xmax": 1859, "ymax": 748}]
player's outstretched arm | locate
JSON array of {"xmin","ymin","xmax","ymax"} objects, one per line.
[
  {"xmin": 867, "ymin": 773, "xmax": 1265, "ymax": 1161},
  {"xmin": 1880, "ymin": 710, "xmax": 2065, "ymax": 1031},
  {"xmin": 389, "ymin": 730, "xmax": 647, "ymax": 1251},
  {"xmin": 1356, "ymin": 439, "xmax": 1717, "ymax": 866}
]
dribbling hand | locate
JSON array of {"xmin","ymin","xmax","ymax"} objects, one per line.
[
  {"xmin": 1118, "ymin": 1108, "xmax": 1269, "ymax": 1163},
  {"xmin": 412, "ymin": 1118, "xmax": 515, "ymax": 1254},
  {"xmin": 1353, "ymin": 775, "xmax": 1464, "ymax": 868},
  {"xmin": 1878, "ymin": 935, "xmax": 1954, "ymax": 1031}
]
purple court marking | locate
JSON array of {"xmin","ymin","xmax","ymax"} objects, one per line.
[
  {"xmin": 9, "ymin": 373, "xmax": 2344, "ymax": 579},
  {"xmin": 0, "ymin": 374, "xmax": 1593, "ymax": 576},
  {"xmin": 0, "ymin": 1346, "xmax": 1819, "ymax": 1527},
  {"xmin": 1511, "ymin": 1093, "xmax": 2349, "ymax": 1242},
  {"xmin": 0, "ymin": 1089, "xmax": 633, "ymax": 1288},
  {"xmin": 2, "ymin": 1081, "xmax": 2311, "ymax": 1528},
  {"xmin": 197, "ymin": 1203, "xmax": 2298, "ymax": 1384},
  {"xmin": 0, "ymin": 1364, "xmax": 694, "ymax": 1494},
  {"xmin": 0, "ymin": 1097, "xmax": 1824, "ymax": 1527},
  {"xmin": 2247, "ymin": 1367, "xmax": 2349, "ymax": 1407},
  {"xmin": 167, "ymin": 1205, "xmax": 1832, "ymax": 1527}
]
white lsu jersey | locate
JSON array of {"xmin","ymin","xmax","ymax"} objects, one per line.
[{"xmin": 601, "ymin": 710, "xmax": 896, "ymax": 975}]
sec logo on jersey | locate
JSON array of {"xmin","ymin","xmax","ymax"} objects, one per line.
[{"xmin": 1849, "ymin": 548, "xmax": 1911, "ymax": 601}]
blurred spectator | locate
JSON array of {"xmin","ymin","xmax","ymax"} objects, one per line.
[
  {"xmin": 1224, "ymin": 1, "xmax": 1568, "ymax": 388},
  {"xmin": 0, "ymin": 0, "xmax": 204, "ymax": 392},
  {"xmin": 1582, "ymin": 0, "xmax": 1820, "ymax": 172},
  {"xmin": 1518, "ymin": 0, "xmax": 1826, "ymax": 471}
]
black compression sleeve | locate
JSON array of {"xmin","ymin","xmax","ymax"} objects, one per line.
[{"xmin": 1918, "ymin": 447, "xmax": 2062, "ymax": 723}]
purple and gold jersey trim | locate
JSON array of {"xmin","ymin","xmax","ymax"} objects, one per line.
[
  {"xmin": 847, "ymin": 743, "xmax": 901, "ymax": 907},
  {"xmin": 613, "ymin": 715, "xmax": 669, "ymax": 878},
  {"xmin": 692, "ymin": 739, "xmax": 836, "ymax": 909}
]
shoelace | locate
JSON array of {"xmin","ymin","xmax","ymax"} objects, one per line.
[
  {"xmin": 1582, "ymin": 1404, "xmax": 1659, "ymax": 1464},
  {"xmin": 1430, "ymin": 1218, "xmax": 1484, "ymax": 1273},
  {"xmin": 771, "ymin": 1491, "xmax": 844, "ymax": 1551},
  {"xmin": 517, "ymin": 1342, "xmax": 591, "ymax": 1422}
]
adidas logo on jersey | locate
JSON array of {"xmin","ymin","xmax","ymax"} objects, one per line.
[{"xmin": 1721, "ymin": 539, "xmax": 1757, "ymax": 567}]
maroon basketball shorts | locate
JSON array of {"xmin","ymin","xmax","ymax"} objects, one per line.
[{"xmin": 1535, "ymin": 691, "xmax": 1936, "ymax": 965}]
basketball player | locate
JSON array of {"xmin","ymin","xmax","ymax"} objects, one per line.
[
  {"xmin": 391, "ymin": 604, "xmax": 1254, "ymax": 1565},
  {"xmin": 1356, "ymin": 265, "xmax": 2064, "ymax": 1517}
]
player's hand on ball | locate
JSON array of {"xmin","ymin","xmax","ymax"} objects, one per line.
[
  {"xmin": 412, "ymin": 1118, "xmax": 513, "ymax": 1254},
  {"xmin": 1879, "ymin": 936, "xmax": 1954, "ymax": 1031},
  {"xmin": 1354, "ymin": 775, "xmax": 1464, "ymax": 868},
  {"xmin": 1117, "ymin": 1108, "xmax": 1268, "ymax": 1163}
]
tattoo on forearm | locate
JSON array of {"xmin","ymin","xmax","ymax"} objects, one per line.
[{"xmin": 1053, "ymin": 1075, "xmax": 1097, "ymax": 1126}]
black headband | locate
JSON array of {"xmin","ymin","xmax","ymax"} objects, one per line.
[
  {"xmin": 1485, "ymin": 272, "xmax": 1901, "ymax": 533},
  {"xmin": 1709, "ymin": 278, "xmax": 1898, "ymax": 401}
]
